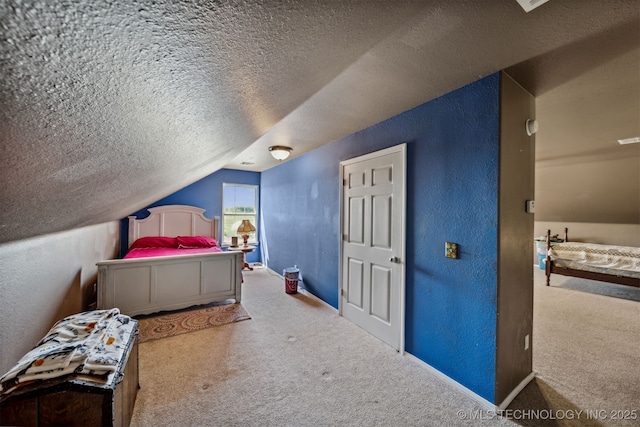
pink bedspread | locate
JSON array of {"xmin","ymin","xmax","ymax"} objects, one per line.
[{"xmin": 124, "ymin": 246, "xmax": 222, "ymax": 259}]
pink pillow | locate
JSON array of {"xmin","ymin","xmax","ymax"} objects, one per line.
[
  {"xmin": 176, "ymin": 235, "xmax": 218, "ymax": 248},
  {"xmin": 129, "ymin": 236, "xmax": 178, "ymax": 250}
]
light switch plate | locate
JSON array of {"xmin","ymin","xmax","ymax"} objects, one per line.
[
  {"xmin": 445, "ymin": 242, "xmax": 458, "ymax": 259},
  {"xmin": 515, "ymin": 0, "xmax": 551, "ymax": 13},
  {"xmin": 526, "ymin": 200, "xmax": 535, "ymax": 213}
]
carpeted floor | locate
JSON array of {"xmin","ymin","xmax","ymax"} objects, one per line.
[
  {"xmin": 508, "ymin": 268, "xmax": 640, "ymax": 427},
  {"xmin": 129, "ymin": 266, "xmax": 639, "ymax": 427},
  {"xmin": 555, "ymin": 277, "xmax": 640, "ymax": 302},
  {"xmin": 136, "ymin": 302, "xmax": 251, "ymax": 343}
]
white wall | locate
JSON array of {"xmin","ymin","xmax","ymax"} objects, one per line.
[{"xmin": 0, "ymin": 222, "xmax": 120, "ymax": 374}]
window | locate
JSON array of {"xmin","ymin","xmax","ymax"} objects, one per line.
[{"xmin": 222, "ymin": 183, "xmax": 258, "ymax": 245}]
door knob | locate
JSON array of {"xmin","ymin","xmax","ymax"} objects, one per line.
[{"xmin": 389, "ymin": 256, "xmax": 400, "ymax": 263}]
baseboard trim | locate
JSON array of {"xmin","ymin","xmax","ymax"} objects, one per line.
[
  {"xmin": 405, "ymin": 353, "xmax": 536, "ymax": 412},
  {"xmin": 405, "ymin": 353, "xmax": 498, "ymax": 412},
  {"xmin": 496, "ymin": 371, "xmax": 536, "ymax": 410}
]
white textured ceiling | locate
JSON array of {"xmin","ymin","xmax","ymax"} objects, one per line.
[{"xmin": 0, "ymin": 0, "xmax": 638, "ymax": 244}]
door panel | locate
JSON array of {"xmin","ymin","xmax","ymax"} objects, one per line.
[
  {"xmin": 372, "ymin": 166, "xmax": 392, "ymax": 186},
  {"xmin": 347, "ymin": 258, "xmax": 364, "ymax": 308},
  {"xmin": 348, "ymin": 197, "xmax": 365, "ymax": 244},
  {"xmin": 340, "ymin": 145, "xmax": 406, "ymax": 351},
  {"xmin": 348, "ymin": 170, "xmax": 365, "ymax": 188},
  {"xmin": 371, "ymin": 264, "xmax": 391, "ymax": 323},
  {"xmin": 372, "ymin": 195, "xmax": 391, "ymax": 248}
]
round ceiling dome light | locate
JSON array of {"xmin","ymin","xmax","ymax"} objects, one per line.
[{"xmin": 269, "ymin": 146, "xmax": 293, "ymax": 160}]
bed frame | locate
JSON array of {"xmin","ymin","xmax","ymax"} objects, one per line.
[
  {"xmin": 97, "ymin": 205, "xmax": 243, "ymax": 317},
  {"xmin": 544, "ymin": 228, "xmax": 640, "ymax": 288}
]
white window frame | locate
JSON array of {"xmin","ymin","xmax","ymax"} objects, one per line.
[{"xmin": 222, "ymin": 183, "xmax": 259, "ymax": 246}]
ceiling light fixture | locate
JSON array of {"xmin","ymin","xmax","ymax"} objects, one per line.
[
  {"xmin": 269, "ymin": 146, "xmax": 293, "ymax": 161},
  {"xmin": 617, "ymin": 137, "xmax": 640, "ymax": 145}
]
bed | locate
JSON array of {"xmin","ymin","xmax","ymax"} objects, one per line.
[
  {"xmin": 544, "ymin": 228, "xmax": 640, "ymax": 288},
  {"xmin": 97, "ymin": 205, "xmax": 243, "ymax": 317}
]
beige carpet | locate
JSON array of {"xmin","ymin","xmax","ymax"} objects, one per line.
[
  {"xmin": 136, "ymin": 302, "xmax": 251, "ymax": 343},
  {"xmin": 509, "ymin": 268, "xmax": 640, "ymax": 427},
  {"xmin": 129, "ymin": 266, "xmax": 639, "ymax": 427}
]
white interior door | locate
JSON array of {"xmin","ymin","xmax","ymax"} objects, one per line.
[{"xmin": 340, "ymin": 144, "xmax": 406, "ymax": 351}]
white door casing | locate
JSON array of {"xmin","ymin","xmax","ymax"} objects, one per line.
[{"xmin": 339, "ymin": 144, "xmax": 406, "ymax": 352}]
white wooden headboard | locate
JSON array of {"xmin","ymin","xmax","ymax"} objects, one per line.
[{"xmin": 128, "ymin": 205, "xmax": 219, "ymax": 247}]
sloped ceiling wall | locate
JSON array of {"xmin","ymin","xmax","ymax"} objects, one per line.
[
  {"xmin": 1, "ymin": 0, "xmax": 638, "ymax": 244},
  {"xmin": 507, "ymin": 18, "xmax": 640, "ymax": 224}
]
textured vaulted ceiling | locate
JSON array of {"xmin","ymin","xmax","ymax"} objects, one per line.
[{"xmin": 0, "ymin": 0, "xmax": 638, "ymax": 244}]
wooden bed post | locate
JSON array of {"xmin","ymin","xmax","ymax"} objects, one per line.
[
  {"xmin": 564, "ymin": 227, "xmax": 569, "ymax": 242},
  {"xmin": 545, "ymin": 229, "xmax": 552, "ymax": 286}
]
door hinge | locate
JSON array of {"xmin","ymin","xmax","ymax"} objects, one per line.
[{"xmin": 341, "ymin": 288, "xmax": 347, "ymax": 297}]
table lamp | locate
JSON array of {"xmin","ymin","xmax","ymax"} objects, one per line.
[{"xmin": 237, "ymin": 220, "xmax": 256, "ymax": 247}]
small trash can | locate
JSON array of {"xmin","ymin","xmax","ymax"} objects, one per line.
[
  {"xmin": 535, "ymin": 240, "xmax": 547, "ymax": 270},
  {"xmin": 284, "ymin": 266, "xmax": 300, "ymax": 294},
  {"xmin": 535, "ymin": 238, "xmax": 562, "ymax": 270}
]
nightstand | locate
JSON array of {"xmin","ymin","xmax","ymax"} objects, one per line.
[{"xmin": 227, "ymin": 245, "xmax": 256, "ymax": 271}]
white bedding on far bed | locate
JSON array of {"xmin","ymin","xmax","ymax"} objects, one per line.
[{"xmin": 549, "ymin": 242, "xmax": 640, "ymax": 279}]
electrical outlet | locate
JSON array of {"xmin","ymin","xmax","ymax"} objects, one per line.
[{"xmin": 524, "ymin": 334, "xmax": 530, "ymax": 350}]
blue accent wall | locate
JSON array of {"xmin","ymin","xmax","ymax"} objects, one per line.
[
  {"xmin": 261, "ymin": 74, "xmax": 501, "ymax": 402},
  {"xmin": 120, "ymin": 169, "xmax": 261, "ymax": 263}
]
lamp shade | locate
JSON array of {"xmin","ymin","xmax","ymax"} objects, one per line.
[
  {"xmin": 237, "ymin": 219, "xmax": 256, "ymax": 233},
  {"xmin": 269, "ymin": 146, "xmax": 292, "ymax": 160}
]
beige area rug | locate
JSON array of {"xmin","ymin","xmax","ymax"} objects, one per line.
[{"xmin": 136, "ymin": 302, "xmax": 250, "ymax": 343}]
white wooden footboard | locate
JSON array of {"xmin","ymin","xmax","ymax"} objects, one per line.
[{"xmin": 97, "ymin": 251, "xmax": 243, "ymax": 317}]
